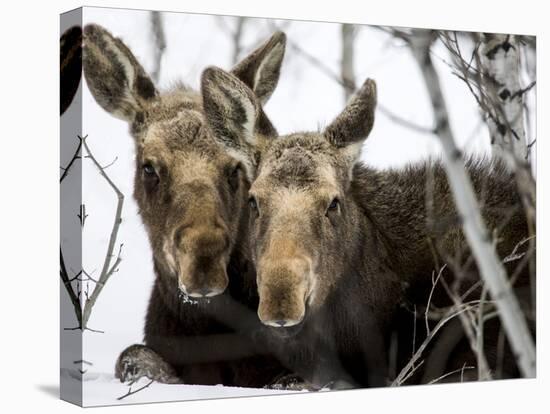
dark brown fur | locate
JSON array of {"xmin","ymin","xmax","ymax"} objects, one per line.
[{"xmin": 352, "ymin": 158, "xmax": 533, "ymax": 384}]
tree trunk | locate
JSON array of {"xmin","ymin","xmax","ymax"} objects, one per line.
[
  {"xmin": 150, "ymin": 11, "xmax": 166, "ymax": 84},
  {"xmin": 479, "ymin": 34, "xmax": 528, "ymax": 165},
  {"xmin": 341, "ymin": 24, "xmax": 356, "ymax": 102}
]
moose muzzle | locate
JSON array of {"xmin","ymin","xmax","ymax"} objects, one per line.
[
  {"xmin": 175, "ymin": 223, "xmax": 230, "ymax": 298},
  {"xmin": 257, "ymin": 257, "xmax": 312, "ymax": 328}
]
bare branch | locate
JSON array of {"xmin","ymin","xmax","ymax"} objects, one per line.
[
  {"xmin": 232, "ymin": 17, "xmax": 247, "ymax": 65},
  {"xmin": 409, "ymin": 30, "xmax": 535, "ymax": 378},
  {"xmin": 60, "ymin": 248, "xmax": 82, "ymax": 328},
  {"xmin": 503, "ymin": 235, "xmax": 536, "ymax": 264},
  {"xmin": 428, "ymin": 364, "xmax": 475, "ymax": 384},
  {"xmin": 476, "ymin": 286, "xmax": 489, "ymax": 380},
  {"xmin": 377, "ymin": 105, "xmax": 435, "ymax": 134},
  {"xmin": 81, "ymin": 138, "xmax": 125, "ymax": 329},
  {"xmin": 64, "ymin": 326, "xmax": 104, "ymax": 334},
  {"xmin": 392, "ymin": 304, "xmax": 476, "ymax": 386},
  {"xmin": 399, "ymin": 359, "xmax": 425, "ymax": 385},
  {"xmin": 439, "ymin": 275, "xmax": 492, "ymax": 380},
  {"xmin": 341, "ymin": 24, "xmax": 356, "ymax": 102},
  {"xmin": 60, "ymin": 135, "xmax": 84, "ymax": 183},
  {"xmin": 425, "ymin": 264, "xmax": 446, "ymax": 335},
  {"xmin": 81, "ymin": 268, "xmax": 99, "ymax": 284},
  {"xmin": 287, "ymin": 38, "xmax": 433, "ymax": 134},
  {"xmin": 374, "ymin": 26, "xmax": 414, "ymax": 43},
  {"xmin": 60, "ymin": 134, "xmax": 85, "ymax": 330},
  {"xmin": 149, "ymin": 11, "xmax": 166, "ymax": 84},
  {"xmin": 117, "ymin": 379, "xmax": 155, "ymax": 401}
]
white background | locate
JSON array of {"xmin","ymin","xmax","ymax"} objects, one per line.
[{"xmin": 0, "ymin": 0, "xmax": 548, "ymax": 412}]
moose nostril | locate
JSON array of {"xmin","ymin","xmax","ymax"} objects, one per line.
[
  {"xmin": 262, "ymin": 317, "xmax": 302, "ymax": 328},
  {"xmin": 187, "ymin": 287, "xmax": 225, "ymax": 298},
  {"xmin": 187, "ymin": 287, "xmax": 212, "ymax": 298},
  {"xmin": 198, "ymin": 287, "xmax": 213, "ymax": 297}
]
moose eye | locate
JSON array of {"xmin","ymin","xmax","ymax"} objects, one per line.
[
  {"xmin": 142, "ymin": 162, "xmax": 159, "ymax": 192},
  {"xmin": 143, "ymin": 163, "xmax": 156, "ymax": 176},
  {"xmin": 248, "ymin": 197, "xmax": 258, "ymax": 214},
  {"xmin": 326, "ymin": 198, "xmax": 340, "ymax": 215}
]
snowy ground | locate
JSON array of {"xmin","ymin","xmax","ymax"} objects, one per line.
[{"xmin": 61, "ymin": 369, "xmax": 301, "ymax": 407}]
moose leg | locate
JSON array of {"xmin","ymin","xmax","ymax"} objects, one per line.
[
  {"xmin": 115, "ymin": 344, "xmax": 181, "ymax": 384},
  {"xmin": 265, "ymin": 372, "xmax": 314, "ymax": 391}
]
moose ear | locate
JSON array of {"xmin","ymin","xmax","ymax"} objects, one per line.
[
  {"xmin": 202, "ymin": 66, "xmax": 261, "ymax": 147},
  {"xmin": 60, "ymin": 26, "xmax": 82, "ymax": 115},
  {"xmin": 231, "ymin": 31, "xmax": 286, "ymax": 106},
  {"xmin": 83, "ymin": 24, "xmax": 157, "ymax": 122},
  {"xmin": 201, "ymin": 67, "xmax": 261, "ymax": 178},
  {"xmin": 324, "ymin": 78, "xmax": 377, "ymax": 162}
]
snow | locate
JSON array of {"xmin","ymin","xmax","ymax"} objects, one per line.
[{"xmin": 61, "ymin": 369, "xmax": 301, "ymax": 407}]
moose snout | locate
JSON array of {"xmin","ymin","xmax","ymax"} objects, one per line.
[
  {"xmin": 257, "ymin": 259, "xmax": 311, "ymax": 328},
  {"xmin": 175, "ymin": 224, "xmax": 230, "ymax": 298}
]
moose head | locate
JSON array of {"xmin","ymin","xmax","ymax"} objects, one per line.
[
  {"xmin": 201, "ymin": 66, "xmax": 377, "ymax": 326},
  {"xmin": 83, "ymin": 24, "xmax": 286, "ymax": 298}
]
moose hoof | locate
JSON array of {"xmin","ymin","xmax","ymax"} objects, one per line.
[
  {"xmin": 115, "ymin": 344, "xmax": 179, "ymax": 384},
  {"xmin": 266, "ymin": 373, "xmax": 314, "ymax": 391}
]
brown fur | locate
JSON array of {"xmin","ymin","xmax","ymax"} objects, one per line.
[
  {"xmin": 83, "ymin": 24, "xmax": 290, "ymax": 386},
  {"xmin": 203, "ymin": 71, "xmax": 535, "ymax": 388}
]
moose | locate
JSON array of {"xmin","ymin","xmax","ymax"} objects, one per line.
[
  {"xmin": 82, "ymin": 24, "xmax": 293, "ymax": 387},
  {"xmin": 200, "ymin": 66, "xmax": 534, "ymax": 388}
]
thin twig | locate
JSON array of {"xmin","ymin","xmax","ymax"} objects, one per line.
[
  {"xmin": 428, "ymin": 365, "xmax": 475, "ymax": 384},
  {"xmin": 436, "ymin": 272, "xmax": 492, "ymax": 381},
  {"xmin": 503, "ymin": 235, "xmax": 536, "ymax": 264},
  {"xmin": 60, "ymin": 135, "xmax": 85, "ymax": 182},
  {"xmin": 63, "ymin": 326, "xmax": 105, "ymax": 334},
  {"xmin": 287, "ymin": 38, "xmax": 434, "ymax": 134},
  {"xmin": 399, "ymin": 359, "xmax": 425, "ymax": 385},
  {"xmin": 117, "ymin": 379, "xmax": 154, "ymax": 401},
  {"xmin": 60, "ymin": 248, "xmax": 82, "ymax": 328},
  {"xmin": 425, "ymin": 264, "xmax": 446, "ymax": 335},
  {"xmin": 81, "ymin": 138, "xmax": 125, "ymax": 329},
  {"xmin": 392, "ymin": 305, "xmax": 475, "ymax": 386}
]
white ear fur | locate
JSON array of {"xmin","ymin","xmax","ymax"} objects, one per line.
[
  {"xmin": 102, "ymin": 34, "xmax": 138, "ymax": 120},
  {"xmin": 340, "ymin": 141, "xmax": 364, "ymax": 164},
  {"xmin": 201, "ymin": 67, "xmax": 260, "ymax": 146},
  {"xmin": 224, "ymin": 147, "xmax": 255, "ymax": 183},
  {"xmin": 253, "ymin": 41, "xmax": 285, "ymax": 105},
  {"xmin": 83, "ymin": 24, "xmax": 157, "ymax": 122},
  {"xmin": 231, "ymin": 31, "xmax": 286, "ymax": 106},
  {"xmin": 235, "ymin": 87, "xmax": 258, "ymax": 145},
  {"xmin": 201, "ymin": 67, "xmax": 262, "ymax": 179},
  {"xmin": 103, "ymin": 34, "xmax": 135, "ymax": 90}
]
